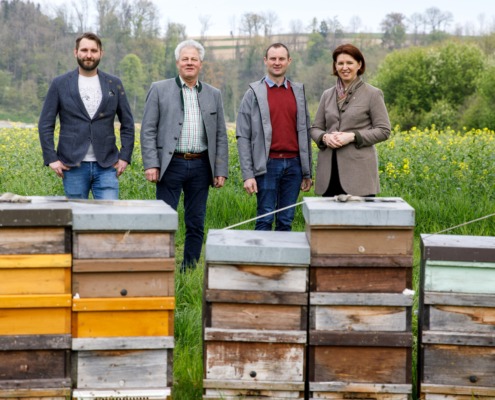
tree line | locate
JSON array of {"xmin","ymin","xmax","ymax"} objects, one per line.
[{"xmin": 1, "ymin": 0, "xmax": 495, "ymax": 130}]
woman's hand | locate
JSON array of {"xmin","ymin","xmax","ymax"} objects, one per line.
[{"xmin": 323, "ymin": 132, "xmax": 355, "ymax": 148}]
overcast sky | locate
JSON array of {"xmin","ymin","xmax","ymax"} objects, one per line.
[{"xmin": 39, "ymin": 0, "xmax": 493, "ymax": 37}]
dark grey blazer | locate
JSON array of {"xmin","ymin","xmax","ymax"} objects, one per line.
[
  {"xmin": 140, "ymin": 77, "xmax": 228, "ymax": 182},
  {"xmin": 38, "ymin": 68, "xmax": 135, "ymax": 168}
]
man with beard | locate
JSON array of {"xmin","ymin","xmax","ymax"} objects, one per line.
[{"xmin": 39, "ymin": 32, "xmax": 134, "ymax": 199}]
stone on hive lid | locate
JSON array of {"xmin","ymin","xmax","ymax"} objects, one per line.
[
  {"xmin": 303, "ymin": 197, "xmax": 415, "ymax": 227},
  {"xmin": 70, "ymin": 200, "xmax": 178, "ymax": 231},
  {"xmin": 206, "ymin": 229, "xmax": 310, "ymax": 265}
]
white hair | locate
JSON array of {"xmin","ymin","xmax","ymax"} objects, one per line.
[{"xmin": 174, "ymin": 40, "xmax": 205, "ymax": 61}]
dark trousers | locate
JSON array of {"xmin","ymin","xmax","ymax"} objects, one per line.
[{"xmin": 156, "ymin": 155, "xmax": 211, "ymax": 271}]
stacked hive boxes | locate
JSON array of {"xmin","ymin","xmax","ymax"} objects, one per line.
[
  {"xmin": 0, "ymin": 201, "xmax": 73, "ymax": 400},
  {"xmin": 203, "ymin": 229, "xmax": 310, "ymax": 400},
  {"xmin": 419, "ymin": 234, "xmax": 495, "ymax": 400},
  {"xmin": 303, "ymin": 198, "xmax": 415, "ymax": 400},
  {"xmin": 70, "ymin": 200, "xmax": 177, "ymax": 400}
]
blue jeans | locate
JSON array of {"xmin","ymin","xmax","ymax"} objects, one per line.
[
  {"xmin": 156, "ymin": 156, "xmax": 211, "ymax": 270},
  {"xmin": 63, "ymin": 162, "xmax": 119, "ymax": 199},
  {"xmin": 255, "ymin": 157, "xmax": 303, "ymax": 231}
]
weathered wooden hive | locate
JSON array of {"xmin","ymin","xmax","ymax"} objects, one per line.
[
  {"xmin": 69, "ymin": 200, "xmax": 177, "ymax": 400},
  {"xmin": 419, "ymin": 234, "xmax": 495, "ymax": 400},
  {"xmin": 0, "ymin": 201, "xmax": 73, "ymax": 400},
  {"xmin": 303, "ymin": 197, "xmax": 415, "ymax": 400},
  {"xmin": 203, "ymin": 229, "xmax": 310, "ymax": 400}
]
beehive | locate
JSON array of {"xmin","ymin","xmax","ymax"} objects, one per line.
[{"xmin": 203, "ymin": 229, "xmax": 310, "ymax": 399}]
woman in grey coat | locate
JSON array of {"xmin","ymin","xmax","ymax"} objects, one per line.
[{"xmin": 310, "ymin": 44, "xmax": 391, "ymax": 197}]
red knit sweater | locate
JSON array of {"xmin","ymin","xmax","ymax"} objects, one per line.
[{"xmin": 267, "ymin": 82, "xmax": 299, "ymax": 158}]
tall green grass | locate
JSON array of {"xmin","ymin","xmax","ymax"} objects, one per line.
[{"xmin": 1, "ymin": 126, "xmax": 494, "ymax": 399}]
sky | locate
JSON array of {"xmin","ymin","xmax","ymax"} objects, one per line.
[{"xmin": 38, "ymin": 0, "xmax": 493, "ymax": 37}]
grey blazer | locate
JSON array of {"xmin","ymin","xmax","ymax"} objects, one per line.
[
  {"xmin": 236, "ymin": 78, "xmax": 312, "ymax": 181},
  {"xmin": 310, "ymin": 80, "xmax": 390, "ymax": 196},
  {"xmin": 141, "ymin": 77, "xmax": 228, "ymax": 182},
  {"xmin": 38, "ymin": 69, "xmax": 135, "ymax": 168}
]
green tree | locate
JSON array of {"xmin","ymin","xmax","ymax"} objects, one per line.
[
  {"xmin": 118, "ymin": 54, "xmax": 145, "ymax": 118},
  {"xmin": 381, "ymin": 13, "xmax": 406, "ymax": 50}
]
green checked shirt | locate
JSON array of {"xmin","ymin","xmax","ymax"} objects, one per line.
[{"xmin": 175, "ymin": 77, "xmax": 208, "ymax": 153}]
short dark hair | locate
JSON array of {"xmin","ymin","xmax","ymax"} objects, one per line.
[
  {"xmin": 75, "ymin": 32, "xmax": 102, "ymax": 50},
  {"xmin": 265, "ymin": 43, "xmax": 290, "ymax": 59},
  {"xmin": 332, "ymin": 44, "xmax": 366, "ymax": 76}
]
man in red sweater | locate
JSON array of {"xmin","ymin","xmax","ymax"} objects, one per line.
[{"xmin": 236, "ymin": 43, "xmax": 313, "ymax": 231}]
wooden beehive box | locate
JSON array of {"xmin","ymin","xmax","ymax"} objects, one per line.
[
  {"xmin": 72, "ymin": 336, "xmax": 173, "ymax": 394},
  {"xmin": 0, "ymin": 334, "xmax": 71, "ymax": 397},
  {"xmin": 203, "ymin": 229, "xmax": 310, "ymax": 399},
  {"xmin": 419, "ymin": 234, "xmax": 495, "ymax": 400},
  {"xmin": 303, "ymin": 198, "xmax": 415, "ymax": 400}
]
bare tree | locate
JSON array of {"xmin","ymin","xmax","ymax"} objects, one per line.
[
  {"xmin": 71, "ymin": 0, "xmax": 89, "ymax": 33},
  {"xmin": 423, "ymin": 7, "xmax": 453, "ymax": 32},
  {"xmin": 199, "ymin": 14, "xmax": 212, "ymax": 40},
  {"xmin": 240, "ymin": 12, "xmax": 265, "ymax": 37},
  {"xmin": 262, "ymin": 11, "xmax": 279, "ymax": 37},
  {"xmin": 348, "ymin": 15, "xmax": 362, "ymax": 33},
  {"xmin": 381, "ymin": 12, "xmax": 406, "ymax": 49},
  {"xmin": 408, "ymin": 12, "xmax": 424, "ymax": 45}
]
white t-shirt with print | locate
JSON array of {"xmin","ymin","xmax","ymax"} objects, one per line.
[{"xmin": 79, "ymin": 75, "xmax": 102, "ymax": 162}]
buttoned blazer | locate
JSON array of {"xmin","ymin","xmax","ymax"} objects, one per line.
[
  {"xmin": 236, "ymin": 78, "xmax": 312, "ymax": 181},
  {"xmin": 310, "ymin": 81, "xmax": 390, "ymax": 196},
  {"xmin": 140, "ymin": 77, "xmax": 229, "ymax": 182},
  {"xmin": 38, "ymin": 68, "xmax": 135, "ymax": 168}
]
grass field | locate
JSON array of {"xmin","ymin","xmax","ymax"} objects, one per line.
[{"xmin": 1, "ymin": 125, "xmax": 494, "ymax": 399}]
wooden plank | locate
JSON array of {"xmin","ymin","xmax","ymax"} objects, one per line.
[
  {"xmin": 75, "ymin": 349, "xmax": 171, "ymax": 389},
  {"xmin": 72, "ymin": 336, "xmax": 174, "ymax": 351},
  {"xmin": 309, "ymin": 382, "xmax": 412, "ymax": 394},
  {"xmin": 311, "ymin": 267, "xmax": 412, "ymax": 293},
  {"xmin": 423, "ymin": 395, "xmax": 495, "ymax": 400},
  {"xmin": 72, "ymin": 297, "xmax": 175, "ymax": 311},
  {"xmin": 72, "ymin": 389, "xmax": 171, "ymax": 400},
  {"xmin": 203, "ymin": 380, "xmax": 305, "ymax": 390},
  {"xmin": 0, "ymin": 268, "xmax": 70, "ymax": 295},
  {"xmin": 0, "ymin": 335, "xmax": 71, "ymax": 351},
  {"xmin": 310, "ymin": 346, "xmax": 411, "ymax": 384},
  {"xmin": 422, "ymin": 344, "xmax": 495, "ymax": 387},
  {"xmin": 312, "ymin": 305, "xmax": 408, "ymax": 332},
  {"xmin": 0, "ymin": 350, "xmax": 69, "ymax": 381},
  {"xmin": 73, "ymin": 232, "xmax": 174, "ymax": 259},
  {"xmin": 205, "ymin": 341, "xmax": 304, "ymax": 382},
  {"xmin": 72, "ymin": 310, "xmax": 173, "ymax": 338},
  {"xmin": 0, "ymin": 308, "xmax": 71, "ymax": 335},
  {"xmin": 204, "ymin": 328, "xmax": 306, "ymax": 343},
  {"xmin": 310, "ymin": 332, "xmax": 413, "ymax": 347},
  {"xmin": 0, "ymin": 228, "xmax": 68, "ymax": 255},
  {"xmin": 423, "ymin": 331, "xmax": 495, "ymax": 346},
  {"xmin": 73, "ymin": 258, "xmax": 175, "ymax": 272},
  {"xmin": 421, "ymin": 383, "xmax": 495, "ymax": 396},
  {"xmin": 207, "ymin": 264, "xmax": 308, "ymax": 293},
  {"xmin": 424, "ymin": 260, "xmax": 495, "ymax": 294},
  {"xmin": 311, "ymin": 255, "xmax": 413, "ymax": 267},
  {"xmin": 311, "ymin": 293, "xmax": 413, "ymax": 307},
  {"xmin": 421, "ymin": 234, "xmax": 495, "ymax": 262},
  {"xmin": 73, "ymin": 270, "xmax": 174, "ymax": 297},
  {"xmin": 0, "ymin": 254, "xmax": 71, "ymax": 268},
  {"xmin": 0, "ymin": 386, "xmax": 71, "ymax": 398},
  {"xmin": 309, "ymin": 393, "xmax": 408, "ymax": 399},
  {"xmin": 427, "ymin": 305, "xmax": 495, "ymax": 333},
  {"xmin": 205, "ymin": 289, "xmax": 308, "ymax": 305},
  {"xmin": 424, "ymin": 292, "xmax": 495, "ymax": 307},
  {"xmin": 307, "ymin": 228, "xmax": 413, "ymax": 257},
  {"xmin": 209, "ymin": 303, "xmax": 306, "ymax": 331},
  {"xmin": 0, "ymin": 294, "xmax": 71, "ymax": 308},
  {"xmin": 204, "ymin": 390, "xmax": 303, "ymax": 399}
]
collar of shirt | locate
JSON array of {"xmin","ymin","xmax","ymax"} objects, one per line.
[
  {"xmin": 265, "ymin": 76, "xmax": 289, "ymax": 88},
  {"xmin": 179, "ymin": 75, "xmax": 199, "ymax": 89}
]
